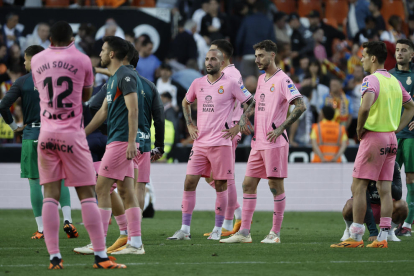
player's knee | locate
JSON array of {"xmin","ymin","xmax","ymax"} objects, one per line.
[
  {"xmin": 394, "ymin": 200, "xmax": 408, "ymax": 220},
  {"xmin": 184, "ymin": 177, "xmax": 198, "ymax": 191},
  {"xmin": 215, "ymin": 180, "xmax": 227, "ymax": 192},
  {"xmin": 406, "ymin": 173, "xmax": 414, "ymax": 184}
]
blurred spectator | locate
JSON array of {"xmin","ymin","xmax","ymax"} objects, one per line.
[
  {"xmin": 193, "ymin": 21, "xmax": 210, "ymax": 71},
  {"xmin": 229, "ymin": 1, "xmax": 249, "ymax": 56},
  {"xmin": 368, "ymin": 0, "xmax": 386, "ymax": 32},
  {"xmin": 289, "ymin": 12, "xmax": 313, "ymax": 69},
  {"xmin": 311, "ymin": 105, "xmax": 348, "ymax": 163},
  {"xmin": 322, "ymin": 78, "xmax": 353, "ymax": 129},
  {"xmin": 409, "ymin": 14, "xmax": 414, "ymax": 41},
  {"xmin": 1, "ymin": 13, "xmax": 21, "ymax": 49},
  {"xmin": 70, "ymin": 0, "xmax": 87, "ymax": 8},
  {"xmin": 156, "ymin": 63, "xmax": 186, "ymax": 109},
  {"xmin": 75, "ymin": 23, "xmax": 96, "ymax": 56},
  {"xmin": 96, "ymin": 0, "xmax": 128, "ymax": 8},
  {"xmin": 308, "ymin": 10, "xmax": 345, "ymax": 58},
  {"xmin": 170, "ymin": 20, "xmax": 198, "ymax": 66},
  {"xmin": 313, "ymin": 28, "xmax": 327, "ymax": 62},
  {"xmin": 347, "ymin": 0, "xmax": 370, "ymax": 40},
  {"xmin": 289, "ymin": 85, "xmax": 313, "ymax": 147},
  {"xmin": 136, "ymin": 36, "xmax": 161, "ymax": 82},
  {"xmin": 125, "ymin": 33, "xmax": 135, "ymax": 44},
  {"xmin": 22, "ymin": 23, "xmax": 50, "ymax": 52},
  {"xmin": 244, "ymin": 75, "xmax": 258, "ymax": 94},
  {"xmin": 407, "ymin": 0, "xmax": 414, "ymax": 15},
  {"xmin": 1, "ymin": 64, "xmax": 22, "ymax": 97},
  {"xmin": 297, "ymin": 56, "xmax": 310, "ymax": 82},
  {"xmin": 236, "ymin": 0, "xmax": 276, "ymax": 78},
  {"xmin": 347, "ymin": 44, "xmax": 362, "ymax": 74},
  {"xmin": 276, "ymin": 42, "xmax": 293, "ymax": 76},
  {"xmin": 304, "ymin": 58, "xmax": 330, "ymax": 87},
  {"xmin": 95, "ymin": 19, "xmax": 125, "ymax": 41},
  {"xmin": 157, "ymin": 0, "xmax": 177, "ymax": 8},
  {"xmin": 353, "ymin": 15, "xmax": 378, "ymax": 45},
  {"xmin": 171, "ymin": 59, "xmax": 203, "ymax": 90},
  {"xmin": 347, "ymin": 64, "xmax": 364, "ymax": 141},
  {"xmin": 6, "ymin": 44, "xmax": 24, "ymax": 74},
  {"xmin": 160, "ymin": 92, "xmax": 179, "ymax": 131},
  {"xmin": 0, "ymin": 43, "xmax": 7, "ymax": 75},
  {"xmin": 381, "ymin": 15, "xmax": 406, "ymax": 43},
  {"xmin": 273, "ymin": 12, "xmax": 289, "ymax": 44},
  {"xmin": 200, "ymin": 0, "xmax": 229, "ymax": 41},
  {"xmin": 93, "ymin": 24, "xmax": 117, "ymax": 56},
  {"xmin": 192, "ymin": 0, "xmax": 210, "ymax": 33}
]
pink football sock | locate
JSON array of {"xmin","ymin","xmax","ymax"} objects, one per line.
[
  {"xmin": 42, "ymin": 198, "xmax": 60, "ymax": 255},
  {"xmin": 240, "ymin": 193, "xmax": 257, "ymax": 231},
  {"xmin": 114, "ymin": 214, "xmax": 128, "ymax": 232},
  {"xmin": 271, "ymin": 193, "xmax": 286, "ymax": 234},
  {"xmin": 81, "ymin": 198, "xmax": 106, "ymax": 252},
  {"xmin": 99, "ymin": 208, "xmax": 112, "ymax": 237},
  {"xmin": 182, "ymin": 191, "xmax": 196, "ymax": 226},
  {"xmin": 215, "ymin": 191, "xmax": 228, "ymax": 227},
  {"xmin": 225, "ymin": 179, "xmax": 239, "ymax": 220},
  {"xmin": 125, "ymin": 207, "xmax": 142, "ymax": 237},
  {"xmin": 379, "ymin": 217, "xmax": 392, "ymax": 229}
]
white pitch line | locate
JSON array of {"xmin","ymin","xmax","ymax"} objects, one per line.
[{"xmin": 1, "ymin": 260, "xmax": 413, "ymax": 268}]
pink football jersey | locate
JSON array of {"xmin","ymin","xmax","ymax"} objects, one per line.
[
  {"xmin": 186, "ymin": 73, "xmax": 253, "ymax": 147},
  {"xmin": 221, "ymin": 64, "xmax": 245, "ymax": 126},
  {"xmin": 31, "ymin": 42, "xmax": 93, "ymax": 133},
  {"xmin": 252, "ymin": 69, "xmax": 302, "ymax": 150}
]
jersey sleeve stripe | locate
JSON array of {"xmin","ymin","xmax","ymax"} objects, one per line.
[
  {"xmin": 185, "ymin": 96, "xmax": 193, "ymax": 104},
  {"xmin": 288, "ymin": 94, "xmax": 303, "ymax": 104},
  {"xmin": 241, "ymin": 94, "xmax": 254, "ymax": 104},
  {"xmin": 403, "ymin": 98, "xmax": 413, "ymax": 105}
]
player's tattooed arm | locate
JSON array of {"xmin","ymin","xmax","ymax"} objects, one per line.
[
  {"xmin": 267, "ymin": 97, "xmax": 306, "ymax": 143},
  {"xmin": 182, "ymin": 98, "xmax": 199, "ymax": 140},
  {"xmin": 238, "ymin": 99, "xmax": 255, "ymax": 135}
]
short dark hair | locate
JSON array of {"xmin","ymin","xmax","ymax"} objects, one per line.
[
  {"xmin": 160, "ymin": 63, "xmax": 172, "ymax": 71},
  {"xmin": 322, "ymin": 105, "xmax": 335, "ymax": 121},
  {"xmin": 126, "ymin": 41, "xmax": 135, "ymax": 63},
  {"xmin": 211, "ymin": 39, "xmax": 234, "ymax": 58},
  {"xmin": 103, "ymin": 36, "xmax": 129, "ymax": 61},
  {"xmin": 371, "ymin": 0, "xmax": 382, "ymax": 10},
  {"xmin": 396, "ymin": 39, "xmax": 414, "ymax": 51},
  {"xmin": 141, "ymin": 35, "xmax": 153, "ymax": 47},
  {"xmin": 161, "ymin": 92, "xmax": 172, "ymax": 100},
  {"xmin": 50, "ymin": 21, "xmax": 73, "ymax": 44},
  {"xmin": 131, "ymin": 48, "xmax": 139, "ymax": 67},
  {"xmin": 299, "ymin": 85, "xmax": 313, "ymax": 99},
  {"xmin": 6, "ymin": 13, "xmax": 17, "ymax": 21},
  {"xmin": 362, "ymin": 41, "xmax": 387, "ymax": 64},
  {"xmin": 253, "ymin": 40, "xmax": 277, "ymax": 53},
  {"xmin": 24, "ymin": 45, "xmax": 44, "ymax": 57}
]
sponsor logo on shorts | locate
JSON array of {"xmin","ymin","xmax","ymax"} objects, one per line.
[
  {"xmin": 353, "ymin": 168, "xmax": 357, "ymax": 172},
  {"xmin": 227, "ymin": 170, "xmax": 232, "ymax": 174},
  {"xmin": 273, "ymin": 167, "xmax": 278, "ymax": 172},
  {"xmin": 103, "ymin": 166, "xmax": 109, "ymax": 171},
  {"xmin": 379, "ymin": 145, "xmax": 397, "ymax": 155},
  {"xmin": 188, "ymin": 150, "xmax": 194, "ymax": 161},
  {"xmin": 40, "ymin": 140, "xmax": 74, "ymax": 153}
]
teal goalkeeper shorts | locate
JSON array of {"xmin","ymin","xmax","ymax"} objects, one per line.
[
  {"xmin": 20, "ymin": 139, "xmax": 39, "ymax": 179},
  {"xmin": 396, "ymin": 138, "xmax": 414, "ymax": 173}
]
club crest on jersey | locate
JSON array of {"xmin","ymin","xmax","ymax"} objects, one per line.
[
  {"xmin": 361, "ymin": 81, "xmax": 369, "ymax": 92},
  {"xmin": 218, "ymin": 86, "xmax": 224, "ymax": 94},
  {"xmin": 125, "ymin": 76, "xmax": 130, "ymax": 82},
  {"xmin": 407, "ymin": 77, "xmax": 412, "ymax": 85},
  {"xmin": 270, "ymin": 84, "xmax": 275, "ymax": 92},
  {"xmin": 287, "ymin": 83, "xmax": 299, "ymax": 95}
]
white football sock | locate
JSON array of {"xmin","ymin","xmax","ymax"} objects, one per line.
[
  {"xmin": 120, "ymin": 230, "xmax": 127, "ymax": 235},
  {"xmin": 350, "ymin": 223, "xmax": 365, "ymax": 241},
  {"xmin": 344, "ymin": 219, "xmax": 352, "ymax": 230},
  {"xmin": 35, "ymin": 216, "xmax": 43, "ymax": 232},
  {"xmin": 377, "ymin": 229, "xmax": 389, "ymax": 242},
  {"xmin": 234, "ymin": 207, "xmax": 242, "ymax": 220},
  {"xmin": 213, "ymin": 226, "xmax": 222, "ymax": 233},
  {"xmin": 403, "ymin": 222, "xmax": 412, "ymax": 229},
  {"xmin": 94, "ymin": 250, "xmax": 108, "ymax": 258},
  {"xmin": 222, "ymin": 219, "xmax": 233, "ymax": 231},
  {"xmin": 50, "ymin": 253, "xmax": 62, "ymax": 260},
  {"xmin": 181, "ymin": 225, "xmax": 190, "ymax": 233},
  {"xmin": 131, "ymin": 236, "xmax": 142, "ymax": 248},
  {"xmin": 62, "ymin": 206, "xmax": 72, "ymax": 223},
  {"xmin": 391, "ymin": 221, "xmax": 398, "ymax": 230}
]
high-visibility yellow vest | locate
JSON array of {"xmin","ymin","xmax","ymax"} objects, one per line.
[{"xmin": 151, "ymin": 119, "xmax": 175, "ymax": 163}]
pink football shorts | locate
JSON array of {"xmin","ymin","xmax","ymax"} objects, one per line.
[
  {"xmin": 187, "ymin": 145, "xmax": 234, "ymax": 180},
  {"xmin": 245, "ymin": 143, "xmax": 289, "ymax": 179},
  {"xmin": 93, "ymin": 161, "xmax": 117, "ymax": 194},
  {"xmin": 37, "ymin": 130, "xmax": 96, "ymax": 186},
  {"xmin": 99, "ymin": 141, "xmax": 134, "ymax": 181},
  {"xmin": 352, "ymin": 131, "xmax": 397, "ymax": 181},
  {"xmin": 134, "ymin": 151, "xmax": 151, "ymax": 183}
]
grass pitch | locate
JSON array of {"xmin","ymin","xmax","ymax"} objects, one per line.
[{"xmin": 0, "ymin": 210, "xmax": 412, "ymax": 275}]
